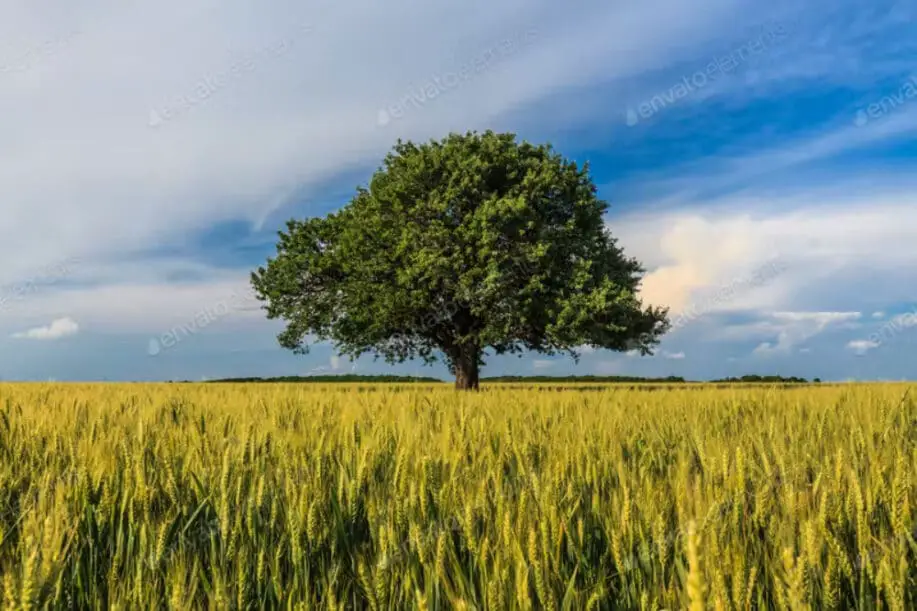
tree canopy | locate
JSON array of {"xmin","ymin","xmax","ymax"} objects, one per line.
[{"xmin": 251, "ymin": 131, "xmax": 669, "ymax": 388}]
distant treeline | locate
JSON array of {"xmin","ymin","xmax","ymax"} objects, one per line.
[
  {"xmin": 485, "ymin": 375, "xmax": 817, "ymax": 384},
  {"xmin": 708, "ymin": 375, "xmax": 817, "ymax": 384},
  {"xmin": 202, "ymin": 375, "xmax": 443, "ymax": 383},
  {"xmin": 480, "ymin": 375, "xmax": 687, "ymax": 383},
  {"xmin": 192, "ymin": 374, "xmax": 819, "ymax": 384}
]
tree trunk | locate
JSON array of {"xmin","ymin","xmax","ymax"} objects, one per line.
[{"xmin": 453, "ymin": 346, "xmax": 480, "ymax": 390}]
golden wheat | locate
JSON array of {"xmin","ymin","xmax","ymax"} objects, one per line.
[{"xmin": 0, "ymin": 382, "xmax": 913, "ymax": 609}]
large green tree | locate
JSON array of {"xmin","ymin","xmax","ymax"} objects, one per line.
[{"xmin": 251, "ymin": 131, "xmax": 668, "ymax": 389}]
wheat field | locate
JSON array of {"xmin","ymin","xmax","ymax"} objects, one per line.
[{"xmin": 0, "ymin": 383, "xmax": 914, "ymax": 609}]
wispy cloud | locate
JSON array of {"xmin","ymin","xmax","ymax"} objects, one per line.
[
  {"xmin": 847, "ymin": 339, "xmax": 879, "ymax": 356},
  {"xmin": 148, "ymin": 22, "xmax": 313, "ymax": 129},
  {"xmin": 0, "ymin": 257, "xmax": 79, "ymax": 312},
  {"xmin": 625, "ymin": 20, "xmax": 791, "ymax": 126},
  {"xmin": 752, "ymin": 312, "xmax": 861, "ymax": 355},
  {"xmin": 377, "ymin": 28, "xmax": 539, "ymax": 128}
]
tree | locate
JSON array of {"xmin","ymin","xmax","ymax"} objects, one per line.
[{"xmin": 251, "ymin": 131, "xmax": 669, "ymax": 389}]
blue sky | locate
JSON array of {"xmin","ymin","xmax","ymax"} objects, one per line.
[{"xmin": 2, "ymin": 0, "xmax": 917, "ymax": 381}]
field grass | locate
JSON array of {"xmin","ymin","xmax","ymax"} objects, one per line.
[{"xmin": 0, "ymin": 383, "xmax": 914, "ymax": 609}]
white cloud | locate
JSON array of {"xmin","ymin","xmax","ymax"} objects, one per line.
[
  {"xmin": 773, "ymin": 311, "xmax": 862, "ymax": 324},
  {"xmin": 847, "ymin": 339, "xmax": 879, "ymax": 355},
  {"xmin": 614, "ymin": 188, "xmax": 917, "ymax": 325},
  {"xmin": 0, "ymin": 0, "xmax": 790, "ymax": 355},
  {"xmin": 742, "ymin": 312, "xmax": 861, "ymax": 355},
  {"xmin": 12, "ymin": 317, "xmax": 79, "ymax": 340},
  {"xmin": 329, "ymin": 355, "xmax": 342, "ymax": 371},
  {"xmin": 662, "ymin": 350, "xmax": 685, "ymax": 359},
  {"xmin": 532, "ymin": 359, "xmax": 554, "ymax": 370},
  {"xmin": 889, "ymin": 311, "xmax": 917, "ymax": 329},
  {"xmin": 872, "ymin": 311, "xmax": 886, "ymax": 319},
  {"xmin": 0, "ymin": 0, "xmax": 751, "ymax": 300}
]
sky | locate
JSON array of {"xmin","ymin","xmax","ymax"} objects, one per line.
[{"xmin": 1, "ymin": 0, "xmax": 916, "ymax": 382}]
